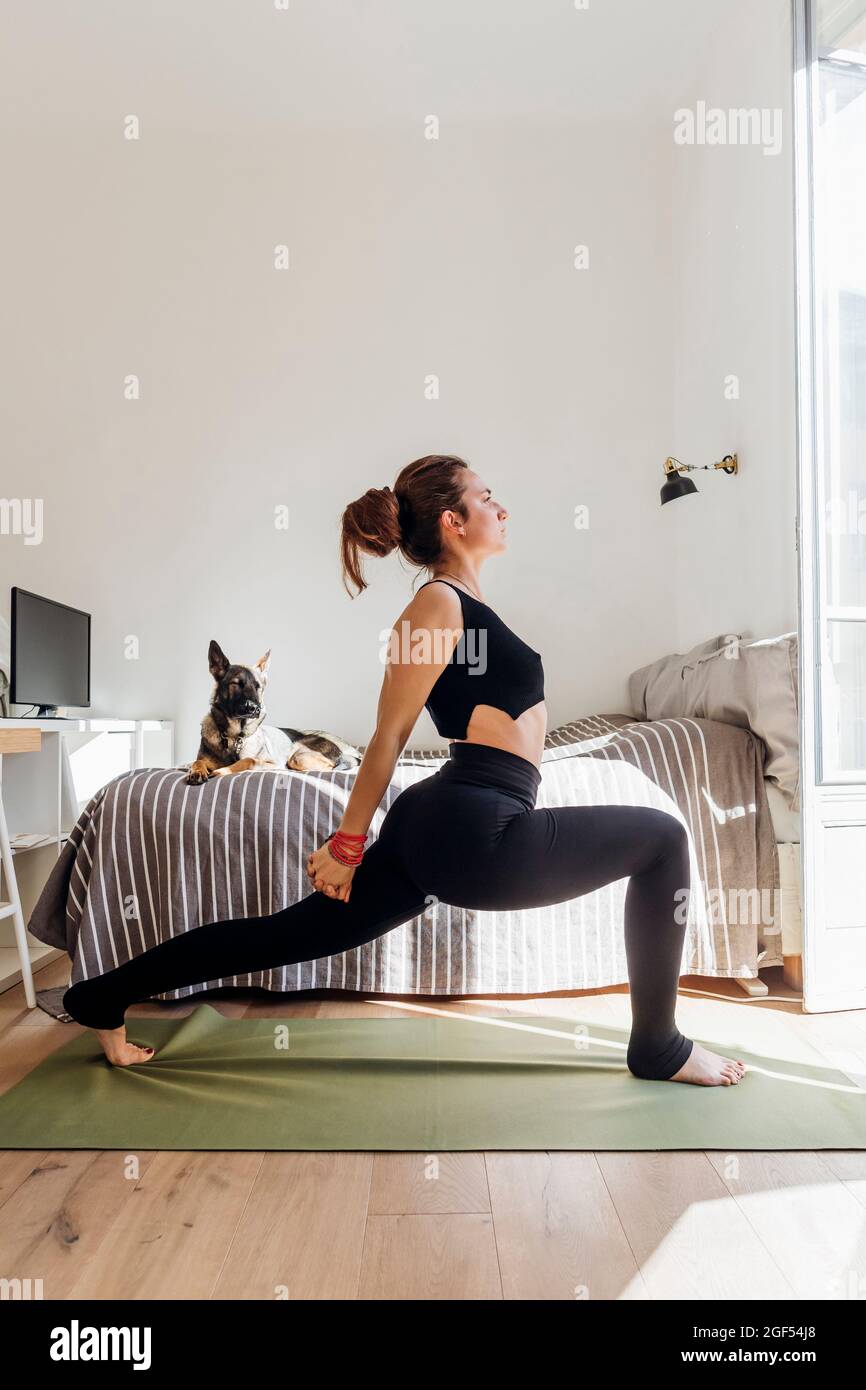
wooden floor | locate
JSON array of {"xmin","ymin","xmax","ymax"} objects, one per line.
[{"xmin": 1, "ymin": 956, "xmax": 865, "ymax": 1301}]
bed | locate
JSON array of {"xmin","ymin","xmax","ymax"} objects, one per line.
[{"xmin": 28, "ymin": 712, "xmax": 780, "ymax": 1003}]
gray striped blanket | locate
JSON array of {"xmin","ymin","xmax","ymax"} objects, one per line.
[{"xmin": 28, "ymin": 714, "xmax": 780, "ymax": 1001}]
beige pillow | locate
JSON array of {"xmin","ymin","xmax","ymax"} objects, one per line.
[
  {"xmin": 679, "ymin": 633, "xmax": 800, "ymax": 811},
  {"xmin": 628, "ymin": 634, "xmax": 738, "ymax": 719}
]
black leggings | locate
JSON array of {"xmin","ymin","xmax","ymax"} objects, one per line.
[{"xmin": 63, "ymin": 742, "xmax": 695, "ymax": 1080}]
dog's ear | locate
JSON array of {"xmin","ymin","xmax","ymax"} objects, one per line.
[
  {"xmin": 208, "ymin": 640, "xmax": 230, "ymax": 680},
  {"xmin": 254, "ymin": 649, "xmax": 272, "ymax": 684}
]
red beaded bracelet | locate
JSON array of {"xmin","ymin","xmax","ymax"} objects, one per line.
[
  {"xmin": 325, "ymin": 830, "xmax": 368, "ymax": 866},
  {"xmin": 328, "ymin": 845, "xmax": 364, "ymax": 866}
]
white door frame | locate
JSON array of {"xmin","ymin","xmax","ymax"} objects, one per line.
[{"xmin": 793, "ymin": 0, "xmax": 866, "ymax": 1011}]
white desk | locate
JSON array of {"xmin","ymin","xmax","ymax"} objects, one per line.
[{"xmin": 0, "ymin": 717, "xmax": 174, "ymax": 1005}]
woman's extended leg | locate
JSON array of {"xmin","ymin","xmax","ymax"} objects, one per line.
[{"xmin": 62, "ymin": 835, "xmax": 430, "ymax": 1039}]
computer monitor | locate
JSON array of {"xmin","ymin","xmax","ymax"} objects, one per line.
[{"xmin": 10, "ymin": 587, "xmax": 91, "ymax": 717}]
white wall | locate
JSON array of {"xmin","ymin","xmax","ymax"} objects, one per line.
[
  {"xmin": 669, "ymin": 0, "xmax": 798, "ymax": 647},
  {"xmin": 0, "ymin": 0, "xmax": 797, "ymax": 760}
]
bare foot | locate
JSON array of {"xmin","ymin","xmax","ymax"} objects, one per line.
[
  {"xmin": 669, "ymin": 1041, "xmax": 746, "ymax": 1086},
  {"xmin": 94, "ymin": 1026, "xmax": 155, "ymax": 1066}
]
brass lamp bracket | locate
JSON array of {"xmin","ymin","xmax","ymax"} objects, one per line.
[{"xmin": 664, "ymin": 453, "xmax": 738, "ymax": 476}]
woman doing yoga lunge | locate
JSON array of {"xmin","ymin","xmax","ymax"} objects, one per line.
[{"xmin": 63, "ymin": 454, "xmax": 745, "ymax": 1085}]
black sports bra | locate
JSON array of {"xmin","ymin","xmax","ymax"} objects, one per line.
[{"xmin": 416, "ymin": 579, "xmax": 546, "ymax": 739}]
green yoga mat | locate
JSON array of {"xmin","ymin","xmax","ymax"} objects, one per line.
[{"xmin": 1, "ymin": 1005, "xmax": 864, "ymax": 1151}]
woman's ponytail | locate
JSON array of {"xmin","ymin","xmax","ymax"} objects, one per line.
[{"xmin": 340, "ymin": 455, "xmax": 469, "ymax": 596}]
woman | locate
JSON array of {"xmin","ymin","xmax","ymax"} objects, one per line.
[{"xmin": 63, "ymin": 454, "xmax": 745, "ymax": 1086}]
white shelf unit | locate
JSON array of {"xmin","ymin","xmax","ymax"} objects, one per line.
[{"xmin": 0, "ymin": 718, "xmax": 175, "ymax": 1006}]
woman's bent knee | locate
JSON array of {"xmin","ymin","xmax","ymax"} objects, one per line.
[{"xmin": 642, "ymin": 808, "xmax": 689, "ymax": 867}]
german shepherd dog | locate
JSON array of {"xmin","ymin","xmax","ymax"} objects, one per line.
[{"xmin": 185, "ymin": 640, "xmax": 362, "ymax": 784}]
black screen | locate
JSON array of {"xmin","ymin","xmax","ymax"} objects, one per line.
[{"xmin": 11, "ymin": 589, "xmax": 91, "ymax": 708}]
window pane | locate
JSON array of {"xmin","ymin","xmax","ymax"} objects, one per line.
[
  {"xmin": 818, "ymin": 0, "xmax": 866, "ymax": 54},
  {"xmin": 823, "ymin": 620, "xmax": 866, "ymax": 774},
  {"xmin": 820, "ymin": 286, "xmax": 866, "ymax": 609},
  {"xmin": 817, "ymin": 49, "xmax": 866, "ymax": 775}
]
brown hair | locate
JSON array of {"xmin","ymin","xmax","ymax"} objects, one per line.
[{"xmin": 340, "ymin": 454, "xmax": 470, "ymax": 597}]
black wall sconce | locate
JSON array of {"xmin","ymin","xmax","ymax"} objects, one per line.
[{"xmin": 660, "ymin": 453, "xmax": 739, "ymax": 505}]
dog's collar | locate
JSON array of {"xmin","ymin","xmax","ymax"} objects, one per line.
[{"xmin": 211, "ymin": 705, "xmax": 265, "ymax": 750}]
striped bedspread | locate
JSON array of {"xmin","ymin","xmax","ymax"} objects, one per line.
[{"xmin": 28, "ymin": 714, "xmax": 780, "ymax": 1001}]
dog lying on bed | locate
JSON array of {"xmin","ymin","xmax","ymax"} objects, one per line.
[{"xmin": 185, "ymin": 640, "xmax": 362, "ymax": 784}]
